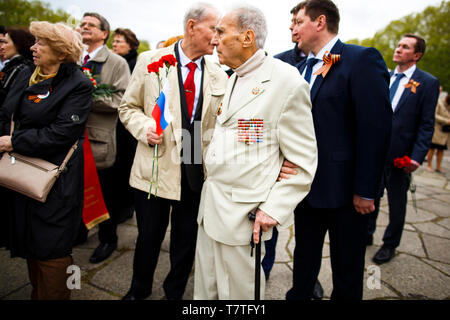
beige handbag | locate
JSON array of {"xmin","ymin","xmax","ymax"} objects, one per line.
[{"xmin": 0, "ymin": 118, "xmax": 78, "ymax": 203}]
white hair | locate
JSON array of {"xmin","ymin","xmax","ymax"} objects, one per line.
[
  {"xmin": 231, "ymin": 5, "xmax": 268, "ymax": 49},
  {"xmin": 183, "ymin": 2, "xmax": 219, "ymax": 32}
]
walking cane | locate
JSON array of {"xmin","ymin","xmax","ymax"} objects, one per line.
[{"xmin": 248, "ymin": 212, "xmax": 262, "ymax": 301}]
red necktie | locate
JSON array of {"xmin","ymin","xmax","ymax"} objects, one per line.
[
  {"xmin": 184, "ymin": 62, "xmax": 197, "ymax": 120},
  {"xmin": 83, "ymin": 54, "xmax": 90, "ymax": 65}
]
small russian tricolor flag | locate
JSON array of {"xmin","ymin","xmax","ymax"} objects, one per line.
[{"xmin": 152, "ymin": 78, "xmax": 173, "ymax": 136}]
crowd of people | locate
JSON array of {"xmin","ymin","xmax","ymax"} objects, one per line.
[{"xmin": 0, "ymin": 0, "xmax": 447, "ymax": 301}]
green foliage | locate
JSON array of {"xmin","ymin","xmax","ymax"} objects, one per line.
[
  {"xmin": 1, "ymin": 0, "xmax": 151, "ymax": 57},
  {"xmin": 138, "ymin": 40, "xmax": 151, "ymax": 55},
  {"xmin": 349, "ymin": 1, "xmax": 450, "ymax": 91},
  {"xmin": 0, "ymin": 0, "xmax": 71, "ymax": 27}
]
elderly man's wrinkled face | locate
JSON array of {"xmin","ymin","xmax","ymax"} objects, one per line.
[
  {"xmin": 191, "ymin": 10, "xmax": 220, "ymax": 56},
  {"xmin": 212, "ymin": 13, "xmax": 245, "ymax": 69}
]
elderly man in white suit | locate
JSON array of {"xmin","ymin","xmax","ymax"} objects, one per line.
[{"xmin": 194, "ymin": 5, "xmax": 318, "ymax": 300}]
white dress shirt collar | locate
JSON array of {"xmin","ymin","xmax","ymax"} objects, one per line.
[
  {"xmin": 304, "ymin": 35, "xmax": 340, "ymax": 88},
  {"xmin": 177, "ymin": 40, "xmax": 203, "ymax": 71},
  {"xmin": 83, "ymin": 45, "xmax": 104, "ymax": 62},
  {"xmin": 393, "ymin": 64, "xmax": 416, "ymax": 79},
  {"xmin": 390, "ymin": 64, "xmax": 417, "ymax": 111},
  {"xmin": 308, "ymin": 35, "xmax": 340, "ymax": 61}
]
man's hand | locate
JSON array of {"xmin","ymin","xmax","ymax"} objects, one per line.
[
  {"xmin": 404, "ymin": 159, "xmax": 420, "ymax": 174},
  {"xmin": 277, "ymin": 159, "xmax": 298, "ymax": 181},
  {"xmin": 147, "ymin": 125, "xmax": 163, "ymax": 146},
  {"xmin": 253, "ymin": 209, "xmax": 278, "ymax": 244},
  {"xmin": 0, "ymin": 136, "xmax": 12, "ymax": 152},
  {"xmin": 353, "ymin": 195, "xmax": 375, "ymax": 215}
]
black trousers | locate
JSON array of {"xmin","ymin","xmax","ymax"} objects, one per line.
[
  {"xmin": 286, "ymin": 200, "xmax": 369, "ymax": 300},
  {"xmin": 129, "ymin": 172, "xmax": 200, "ymax": 300},
  {"xmin": 368, "ymin": 166, "xmax": 410, "ymax": 248}
]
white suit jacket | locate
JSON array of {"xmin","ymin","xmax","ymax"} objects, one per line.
[{"xmin": 198, "ymin": 55, "xmax": 318, "ymax": 245}]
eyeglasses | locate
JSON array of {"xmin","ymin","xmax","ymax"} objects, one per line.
[{"xmin": 80, "ymin": 22, "xmax": 101, "ymax": 29}]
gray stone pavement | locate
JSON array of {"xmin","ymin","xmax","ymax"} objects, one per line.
[{"xmin": 1, "ymin": 151, "xmax": 450, "ymax": 300}]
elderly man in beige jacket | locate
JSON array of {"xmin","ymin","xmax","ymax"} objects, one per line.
[
  {"xmin": 118, "ymin": 3, "xmax": 228, "ymax": 300},
  {"xmin": 194, "ymin": 6, "xmax": 317, "ymax": 300}
]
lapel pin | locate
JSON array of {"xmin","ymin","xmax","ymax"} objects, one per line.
[
  {"xmin": 252, "ymin": 87, "xmax": 260, "ymax": 95},
  {"xmin": 217, "ymin": 103, "xmax": 222, "ymax": 115}
]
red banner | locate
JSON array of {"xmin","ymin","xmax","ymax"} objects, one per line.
[{"xmin": 82, "ymin": 130, "xmax": 109, "ymax": 230}]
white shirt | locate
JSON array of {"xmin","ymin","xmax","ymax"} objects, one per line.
[
  {"xmin": 302, "ymin": 35, "xmax": 340, "ymax": 89},
  {"xmin": 177, "ymin": 40, "xmax": 203, "ymax": 123},
  {"xmin": 390, "ymin": 64, "xmax": 416, "ymax": 111},
  {"xmin": 82, "ymin": 45, "xmax": 104, "ymax": 64}
]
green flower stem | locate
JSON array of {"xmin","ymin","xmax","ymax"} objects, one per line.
[{"xmin": 148, "ymin": 144, "xmax": 159, "ymax": 199}]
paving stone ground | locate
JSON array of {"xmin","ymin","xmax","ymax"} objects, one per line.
[{"xmin": 1, "ymin": 151, "xmax": 449, "ymax": 300}]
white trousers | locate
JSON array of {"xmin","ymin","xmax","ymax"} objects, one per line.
[{"xmin": 194, "ymin": 223, "xmax": 266, "ymax": 300}]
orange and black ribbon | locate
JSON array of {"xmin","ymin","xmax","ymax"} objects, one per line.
[
  {"xmin": 28, "ymin": 87, "xmax": 52, "ymax": 103},
  {"xmin": 313, "ymin": 51, "xmax": 341, "ymax": 78},
  {"xmin": 404, "ymin": 79, "xmax": 420, "ymax": 94}
]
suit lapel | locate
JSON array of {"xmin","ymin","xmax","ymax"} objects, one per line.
[
  {"xmin": 298, "ymin": 59, "xmax": 307, "ymax": 75},
  {"xmin": 201, "ymin": 61, "xmax": 212, "ymax": 122},
  {"xmin": 217, "ymin": 73, "xmax": 237, "ymax": 124},
  {"xmin": 310, "ymin": 40, "xmax": 344, "ymax": 103},
  {"xmin": 167, "ymin": 45, "xmax": 183, "ymax": 154},
  {"xmin": 394, "ymin": 68, "xmax": 421, "ymax": 114},
  {"xmin": 220, "ymin": 57, "xmax": 272, "ymax": 124}
]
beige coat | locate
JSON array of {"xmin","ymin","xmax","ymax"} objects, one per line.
[
  {"xmin": 432, "ymin": 98, "xmax": 450, "ymax": 147},
  {"xmin": 118, "ymin": 45, "xmax": 228, "ymax": 200},
  {"xmin": 198, "ymin": 56, "xmax": 318, "ymax": 246},
  {"xmin": 86, "ymin": 46, "xmax": 130, "ymax": 169}
]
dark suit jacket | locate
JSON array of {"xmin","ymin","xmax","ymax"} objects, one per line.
[
  {"xmin": 174, "ymin": 42, "xmax": 205, "ymax": 193},
  {"xmin": 388, "ymin": 68, "xmax": 439, "ymax": 164},
  {"xmin": 274, "ymin": 44, "xmax": 306, "ymax": 66},
  {"xmin": 297, "ymin": 40, "xmax": 392, "ymax": 208}
]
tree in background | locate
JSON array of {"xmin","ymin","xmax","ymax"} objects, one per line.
[
  {"xmin": 1, "ymin": 0, "xmax": 151, "ymax": 53},
  {"xmin": 348, "ymin": 1, "xmax": 449, "ymax": 91},
  {"xmin": 0, "ymin": 0, "xmax": 71, "ymax": 26}
]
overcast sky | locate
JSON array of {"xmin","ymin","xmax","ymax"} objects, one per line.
[{"xmin": 45, "ymin": 0, "xmax": 441, "ymax": 58}]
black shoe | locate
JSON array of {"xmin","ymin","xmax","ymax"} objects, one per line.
[
  {"xmin": 372, "ymin": 246, "xmax": 395, "ymax": 265},
  {"xmin": 265, "ymin": 272, "xmax": 270, "ymax": 281},
  {"xmin": 89, "ymin": 242, "xmax": 117, "ymax": 263},
  {"xmin": 122, "ymin": 289, "xmax": 151, "ymax": 300},
  {"xmin": 311, "ymin": 280, "xmax": 324, "ymax": 300},
  {"xmin": 366, "ymin": 234, "xmax": 373, "ymax": 246}
]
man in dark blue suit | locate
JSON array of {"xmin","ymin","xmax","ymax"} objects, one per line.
[
  {"xmin": 368, "ymin": 34, "xmax": 440, "ymax": 265},
  {"xmin": 267, "ymin": 2, "xmax": 324, "ymax": 300},
  {"xmin": 284, "ymin": 0, "xmax": 392, "ymax": 300}
]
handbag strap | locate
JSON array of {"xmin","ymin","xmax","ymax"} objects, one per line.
[{"xmin": 10, "ymin": 114, "xmax": 79, "ymax": 172}]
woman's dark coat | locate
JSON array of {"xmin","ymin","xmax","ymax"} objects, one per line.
[
  {"xmin": 0, "ymin": 55, "xmax": 34, "ymax": 107},
  {"xmin": 0, "ymin": 63, "xmax": 93, "ymax": 260}
]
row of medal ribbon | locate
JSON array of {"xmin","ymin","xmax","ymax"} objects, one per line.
[{"xmin": 238, "ymin": 119, "xmax": 264, "ymax": 144}]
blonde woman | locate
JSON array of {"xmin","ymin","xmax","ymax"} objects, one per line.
[{"xmin": 0, "ymin": 21, "xmax": 93, "ymax": 300}]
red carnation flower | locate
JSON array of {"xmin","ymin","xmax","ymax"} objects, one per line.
[
  {"xmin": 147, "ymin": 61, "xmax": 161, "ymax": 74},
  {"xmin": 394, "ymin": 155, "xmax": 411, "ymax": 169},
  {"xmin": 160, "ymin": 54, "xmax": 177, "ymax": 68}
]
